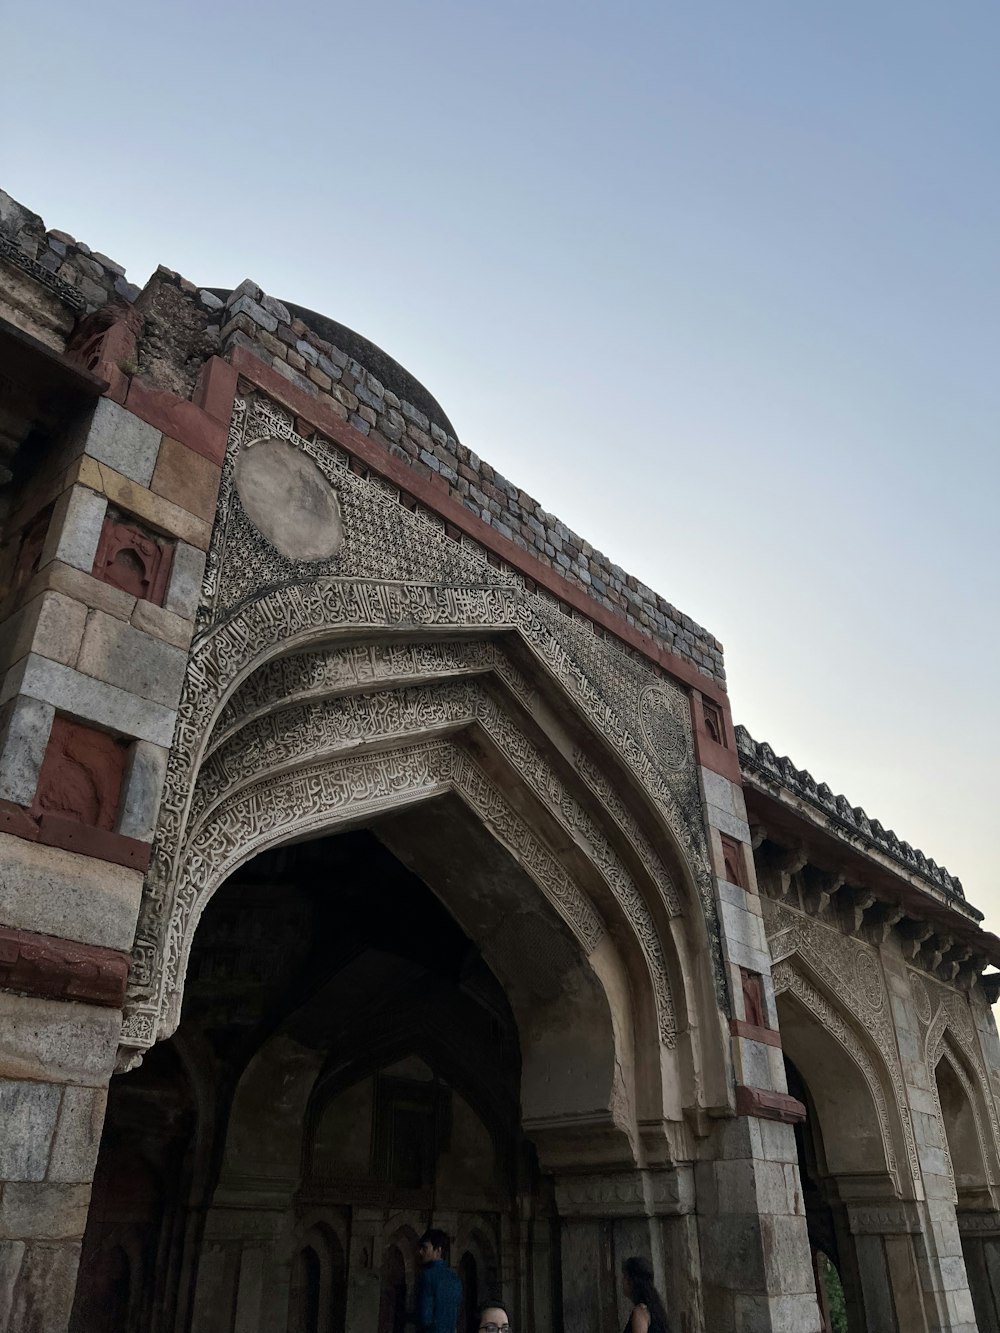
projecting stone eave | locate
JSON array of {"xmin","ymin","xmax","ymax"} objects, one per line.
[{"xmin": 735, "ymin": 726, "xmax": 1000, "ymax": 965}]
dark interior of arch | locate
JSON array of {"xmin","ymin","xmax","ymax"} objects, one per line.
[{"xmin": 71, "ymin": 828, "xmax": 550, "ymax": 1333}]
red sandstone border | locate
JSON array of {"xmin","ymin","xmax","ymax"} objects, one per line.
[
  {"xmin": 735, "ymin": 1085, "xmax": 806, "ymax": 1124},
  {"xmin": 0, "ymin": 925, "xmax": 129, "ymax": 1008}
]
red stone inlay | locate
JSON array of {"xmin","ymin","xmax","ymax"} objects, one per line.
[
  {"xmin": 92, "ymin": 513, "xmax": 174, "ymax": 605},
  {"xmin": 720, "ymin": 834, "xmax": 747, "ymax": 889},
  {"xmin": 703, "ymin": 698, "xmax": 725, "ymax": 746},
  {"xmin": 0, "ymin": 925, "xmax": 129, "ymax": 1008},
  {"xmin": 735, "ymin": 1085, "xmax": 806, "ymax": 1124},
  {"xmin": 730, "ymin": 1019, "xmax": 783, "ymax": 1049},
  {"xmin": 741, "ymin": 968, "xmax": 767, "ymax": 1028},
  {"xmin": 34, "ymin": 716, "xmax": 127, "ymax": 832}
]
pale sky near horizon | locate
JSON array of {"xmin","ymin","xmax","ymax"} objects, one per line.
[{"xmin": 4, "ymin": 3, "xmax": 998, "ymax": 928}]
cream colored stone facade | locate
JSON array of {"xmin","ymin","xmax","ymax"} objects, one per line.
[{"xmin": 1, "ymin": 188, "xmax": 998, "ymax": 1333}]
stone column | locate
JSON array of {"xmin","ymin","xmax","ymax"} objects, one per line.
[
  {"xmin": 881, "ymin": 947, "xmax": 980, "ymax": 1332},
  {"xmin": 0, "ymin": 989, "xmax": 120, "ymax": 1333},
  {"xmin": 845, "ymin": 1201, "xmax": 931, "ymax": 1332},
  {"xmin": 696, "ymin": 1114, "xmax": 820, "ymax": 1333},
  {"xmin": 692, "ymin": 707, "xmax": 822, "ymax": 1333},
  {"xmin": 957, "ymin": 1211, "xmax": 1000, "ymax": 1332},
  {"xmin": 0, "ymin": 366, "xmax": 235, "ymax": 1331},
  {"xmin": 343, "ymin": 1206, "xmax": 384, "ymax": 1333},
  {"xmin": 553, "ymin": 1167, "xmax": 695, "ymax": 1333}
]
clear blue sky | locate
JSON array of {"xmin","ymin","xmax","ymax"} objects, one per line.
[{"xmin": 4, "ymin": 3, "xmax": 998, "ymax": 924}]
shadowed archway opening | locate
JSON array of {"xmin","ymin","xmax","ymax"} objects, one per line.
[{"xmin": 75, "ymin": 813, "xmax": 619, "ymax": 1332}]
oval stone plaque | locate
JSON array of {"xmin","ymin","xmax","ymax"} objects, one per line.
[{"xmin": 233, "ymin": 438, "xmax": 343, "ymax": 562}]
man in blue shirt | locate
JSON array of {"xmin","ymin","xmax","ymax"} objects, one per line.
[{"xmin": 416, "ymin": 1229, "xmax": 463, "ymax": 1333}]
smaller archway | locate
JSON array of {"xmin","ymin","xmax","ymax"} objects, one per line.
[
  {"xmin": 935, "ymin": 1046, "xmax": 1000, "ymax": 1333},
  {"xmin": 379, "ymin": 1233, "xmax": 414, "ymax": 1333},
  {"xmin": 289, "ymin": 1224, "xmax": 347, "ymax": 1333},
  {"xmin": 935, "ymin": 1049, "xmax": 992, "ymax": 1209},
  {"xmin": 774, "ymin": 960, "xmax": 925, "ymax": 1332}
]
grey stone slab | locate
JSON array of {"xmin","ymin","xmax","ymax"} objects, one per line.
[
  {"xmin": 0, "ymin": 830, "xmax": 144, "ymax": 950},
  {"xmin": 0, "ymin": 1181, "xmax": 91, "ymax": 1241},
  {"xmin": 0, "ymin": 991, "xmax": 120, "ymax": 1087},
  {"xmin": 0, "ymin": 1082, "xmax": 61, "ymax": 1181},
  {"xmin": 6, "ymin": 653, "xmax": 177, "ymax": 746},
  {"xmin": 117, "ymin": 740, "xmax": 168, "ymax": 841},
  {"xmin": 0, "ymin": 1239, "xmax": 26, "ymax": 1329},
  {"xmin": 758, "ymin": 1118, "xmax": 798, "ymax": 1164},
  {"xmin": 227, "ymin": 294, "xmax": 277, "ymax": 332},
  {"xmin": 164, "ymin": 540, "xmax": 206, "ymax": 620},
  {"xmin": 739, "ymin": 1037, "xmax": 775, "ymax": 1090},
  {"xmin": 83, "ymin": 398, "xmax": 161, "ymax": 487},
  {"xmin": 0, "ymin": 695, "xmax": 54, "ymax": 804},
  {"xmin": 47, "ymin": 1086, "xmax": 107, "ymax": 1183},
  {"xmin": 705, "ymin": 803, "xmax": 752, "ymax": 843},
  {"xmin": 6, "ymin": 1237, "xmax": 81, "ymax": 1331},
  {"xmin": 43, "ymin": 485, "xmax": 107, "ymax": 574},
  {"xmin": 701, "ymin": 767, "xmax": 740, "ymax": 817},
  {"xmin": 77, "ymin": 611, "xmax": 187, "ymax": 709}
]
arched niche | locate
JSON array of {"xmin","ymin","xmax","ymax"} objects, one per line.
[
  {"xmin": 289, "ymin": 1223, "xmax": 346, "ymax": 1333},
  {"xmin": 935, "ymin": 1045, "xmax": 994, "ymax": 1210},
  {"xmin": 773, "ymin": 961, "xmax": 908, "ymax": 1198}
]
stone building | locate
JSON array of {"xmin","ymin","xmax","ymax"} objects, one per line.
[{"xmin": 0, "ymin": 185, "xmax": 998, "ymax": 1333}]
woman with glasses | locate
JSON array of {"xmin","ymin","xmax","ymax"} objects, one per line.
[
  {"xmin": 622, "ymin": 1255, "xmax": 671, "ymax": 1333},
  {"xmin": 476, "ymin": 1302, "xmax": 510, "ymax": 1333}
]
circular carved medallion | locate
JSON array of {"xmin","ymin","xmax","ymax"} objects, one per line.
[
  {"xmin": 638, "ymin": 684, "xmax": 688, "ymax": 769},
  {"xmin": 234, "ymin": 438, "xmax": 343, "ymax": 561}
]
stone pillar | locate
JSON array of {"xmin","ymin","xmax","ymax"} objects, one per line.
[
  {"xmin": 0, "ymin": 990, "xmax": 120, "ymax": 1333},
  {"xmin": 692, "ymin": 707, "xmax": 822, "ymax": 1333},
  {"xmin": 0, "ymin": 366, "xmax": 235, "ymax": 1330},
  {"xmin": 343, "ymin": 1206, "xmax": 384, "ymax": 1333},
  {"xmin": 553, "ymin": 1167, "xmax": 695, "ymax": 1333},
  {"xmin": 957, "ymin": 1212, "xmax": 1000, "ymax": 1332},
  {"xmin": 191, "ymin": 1203, "xmax": 288, "ymax": 1333},
  {"xmin": 696, "ymin": 1115, "xmax": 820, "ymax": 1333},
  {"xmin": 845, "ymin": 1202, "xmax": 931, "ymax": 1332},
  {"xmin": 881, "ymin": 948, "xmax": 980, "ymax": 1332}
]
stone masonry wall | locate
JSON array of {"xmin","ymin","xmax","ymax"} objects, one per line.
[{"xmin": 0, "ymin": 187, "xmax": 726, "ymax": 688}]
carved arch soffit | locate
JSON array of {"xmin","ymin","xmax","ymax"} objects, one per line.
[
  {"xmin": 128, "ymin": 697, "xmax": 696, "ymax": 1064},
  {"xmin": 147, "ymin": 704, "xmax": 680, "ymax": 1057},
  {"xmin": 771, "ymin": 958, "xmax": 907, "ymax": 1193},
  {"xmin": 129, "ymin": 393, "xmax": 725, "ymax": 1055}
]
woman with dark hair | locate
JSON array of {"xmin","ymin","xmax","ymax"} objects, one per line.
[{"xmin": 622, "ymin": 1256, "xmax": 670, "ymax": 1333}]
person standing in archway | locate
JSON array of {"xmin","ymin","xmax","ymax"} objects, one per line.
[
  {"xmin": 622, "ymin": 1256, "xmax": 671, "ymax": 1333},
  {"xmin": 416, "ymin": 1229, "xmax": 463, "ymax": 1333}
]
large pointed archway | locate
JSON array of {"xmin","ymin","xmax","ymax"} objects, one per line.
[
  {"xmin": 77, "ymin": 809, "xmax": 664, "ymax": 1332},
  {"xmin": 95, "ymin": 389, "xmax": 757, "ymax": 1331}
]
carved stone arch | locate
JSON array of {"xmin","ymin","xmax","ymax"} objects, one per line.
[
  {"xmin": 135, "ymin": 584, "xmax": 716, "ymax": 1024},
  {"xmin": 765, "ymin": 906, "xmax": 922, "ymax": 1187},
  {"xmin": 127, "ymin": 638, "xmax": 731, "ymax": 1132},
  {"xmin": 151, "ymin": 751, "xmax": 638, "ymax": 1162},
  {"xmin": 927, "ymin": 1019, "xmax": 998, "ymax": 1202},
  {"xmin": 185, "ymin": 638, "xmax": 722, "ymax": 1117},
  {"xmin": 772, "ymin": 956, "xmax": 911, "ymax": 1195},
  {"xmin": 179, "ymin": 673, "xmax": 682, "ymax": 1055}
]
